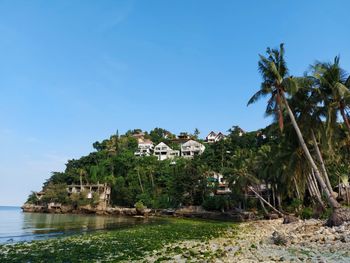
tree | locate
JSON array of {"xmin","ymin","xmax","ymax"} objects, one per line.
[
  {"xmin": 248, "ymin": 43, "xmax": 340, "ymax": 211},
  {"xmin": 193, "ymin": 128, "xmax": 200, "ymax": 139},
  {"xmin": 312, "ymin": 56, "xmax": 350, "ymax": 134}
]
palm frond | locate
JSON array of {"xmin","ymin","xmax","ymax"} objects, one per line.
[{"xmin": 247, "ymin": 82, "xmax": 272, "ymax": 106}]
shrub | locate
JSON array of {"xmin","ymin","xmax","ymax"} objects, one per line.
[
  {"xmin": 135, "ymin": 201, "xmax": 145, "ymax": 211},
  {"xmin": 26, "ymin": 191, "xmax": 39, "ymax": 204},
  {"xmin": 136, "ymin": 193, "xmax": 153, "ymax": 208},
  {"xmin": 41, "ymin": 183, "xmax": 70, "ymax": 204},
  {"xmin": 320, "ymin": 208, "xmax": 332, "ymax": 219},
  {"xmin": 300, "ymin": 207, "xmax": 313, "ymax": 219},
  {"xmin": 202, "ymin": 196, "xmax": 230, "ymax": 212},
  {"xmin": 285, "ymin": 199, "xmax": 303, "ymax": 213}
]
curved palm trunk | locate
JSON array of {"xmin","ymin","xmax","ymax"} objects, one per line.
[
  {"xmin": 311, "ymin": 130, "xmax": 334, "ymax": 195},
  {"xmin": 281, "ymin": 91, "xmax": 340, "ymax": 209}
]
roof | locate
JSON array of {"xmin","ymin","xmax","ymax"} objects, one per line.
[
  {"xmin": 207, "ymin": 131, "xmax": 217, "ymax": 137},
  {"xmin": 182, "ymin": 140, "xmax": 204, "ymax": 147},
  {"xmin": 139, "ymin": 139, "xmax": 153, "ymax": 145},
  {"xmin": 132, "ymin": 132, "xmax": 145, "ymax": 138},
  {"xmin": 154, "ymin": 142, "xmax": 172, "ymax": 149}
]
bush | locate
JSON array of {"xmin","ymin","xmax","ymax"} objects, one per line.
[
  {"xmin": 285, "ymin": 199, "xmax": 303, "ymax": 213},
  {"xmin": 152, "ymin": 194, "xmax": 171, "ymax": 209},
  {"xmin": 135, "ymin": 201, "xmax": 145, "ymax": 211},
  {"xmin": 300, "ymin": 207, "xmax": 313, "ymax": 219},
  {"xmin": 320, "ymin": 208, "xmax": 332, "ymax": 220},
  {"xmin": 136, "ymin": 193, "xmax": 153, "ymax": 208},
  {"xmin": 202, "ymin": 196, "xmax": 230, "ymax": 212},
  {"xmin": 26, "ymin": 191, "xmax": 39, "ymax": 204},
  {"xmin": 41, "ymin": 183, "xmax": 70, "ymax": 204}
]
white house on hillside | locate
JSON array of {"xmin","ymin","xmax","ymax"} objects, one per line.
[
  {"xmin": 135, "ymin": 139, "xmax": 154, "ymax": 157},
  {"xmin": 206, "ymin": 131, "xmax": 217, "ymax": 143},
  {"xmin": 206, "ymin": 131, "xmax": 226, "ymax": 143},
  {"xmin": 209, "ymin": 172, "xmax": 231, "ymax": 195},
  {"xmin": 153, "ymin": 142, "xmax": 180, "ymax": 161},
  {"xmin": 181, "ymin": 140, "xmax": 205, "ymax": 158}
]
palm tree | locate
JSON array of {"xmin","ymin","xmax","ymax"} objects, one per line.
[
  {"xmin": 78, "ymin": 168, "xmax": 88, "ymax": 187},
  {"xmin": 312, "ymin": 57, "xmax": 350, "ymax": 134},
  {"xmin": 248, "ymin": 43, "xmax": 340, "ymax": 209},
  {"xmin": 288, "ymin": 83, "xmax": 334, "ymax": 197}
]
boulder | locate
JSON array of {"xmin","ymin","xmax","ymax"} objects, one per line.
[
  {"xmin": 283, "ymin": 215, "xmax": 299, "ymax": 224},
  {"xmin": 327, "ymin": 207, "xmax": 350, "ymax": 227},
  {"xmin": 266, "ymin": 213, "xmax": 279, "ymax": 220},
  {"xmin": 271, "ymin": 231, "xmax": 288, "ymax": 246}
]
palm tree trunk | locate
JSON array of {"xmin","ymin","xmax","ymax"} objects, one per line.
[
  {"xmin": 306, "ymin": 176, "xmax": 316, "ymax": 204},
  {"xmin": 248, "ymin": 186, "xmax": 283, "ymax": 216},
  {"xmin": 340, "ymin": 106, "xmax": 350, "ymax": 134},
  {"xmin": 137, "ymin": 168, "xmax": 144, "ymax": 193},
  {"xmin": 259, "ymin": 199, "xmax": 269, "ymax": 215},
  {"xmin": 308, "ymin": 173, "xmax": 324, "ymax": 207},
  {"xmin": 281, "ymin": 91, "xmax": 340, "ymax": 209},
  {"xmin": 149, "ymin": 171, "xmax": 155, "ymax": 189},
  {"xmin": 293, "ymin": 177, "xmax": 301, "ymax": 200},
  {"xmin": 311, "ymin": 130, "xmax": 334, "ymax": 195}
]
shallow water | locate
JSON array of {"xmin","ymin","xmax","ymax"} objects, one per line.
[{"xmin": 0, "ymin": 206, "xmax": 159, "ymax": 244}]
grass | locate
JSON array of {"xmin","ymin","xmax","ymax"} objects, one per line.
[{"xmin": 0, "ymin": 218, "xmax": 236, "ymax": 262}]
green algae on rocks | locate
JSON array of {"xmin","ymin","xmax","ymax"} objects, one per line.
[{"xmin": 0, "ymin": 218, "xmax": 236, "ymax": 263}]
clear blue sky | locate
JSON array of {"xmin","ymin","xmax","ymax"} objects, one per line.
[{"xmin": 1, "ymin": 0, "xmax": 350, "ymax": 205}]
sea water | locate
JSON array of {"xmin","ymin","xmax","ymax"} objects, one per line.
[{"xmin": 0, "ymin": 206, "xmax": 157, "ymax": 244}]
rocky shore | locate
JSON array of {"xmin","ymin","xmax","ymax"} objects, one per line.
[
  {"xmin": 142, "ymin": 218, "xmax": 350, "ymax": 262},
  {"xmin": 21, "ymin": 204, "xmax": 253, "ymax": 221}
]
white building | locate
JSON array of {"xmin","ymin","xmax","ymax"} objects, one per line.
[
  {"xmin": 211, "ymin": 173, "xmax": 231, "ymax": 195},
  {"xmin": 181, "ymin": 140, "xmax": 206, "ymax": 158},
  {"xmin": 67, "ymin": 184, "xmax": 111, "ymax": 207},
  {"xmin": 135, "ymin": 139, "xmax": 154, "ymax": 157},
  {"xmin": 206, "ymin": 131, "xmax": 226, "ymax": 143},
  {"xmin": 206, "ymin": 131, "xmax": 218, "ymax": 143},
  {"xmin": 153, "ymin": 142, "xmax": 180, "ymax": 161}
]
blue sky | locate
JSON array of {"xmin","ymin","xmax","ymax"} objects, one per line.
[{"xmin": 1, "ymin": 0, "xmax": 350, "ymax": 205}]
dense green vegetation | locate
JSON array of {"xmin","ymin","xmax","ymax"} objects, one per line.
[
  {"xmin": 27, "ymin": 44, "xmax": 350, "ymax": 218},
  {"xmin": 0, "ymin": 219, "xmax": 235, "ymax": 262},
  {"xmin": 28, "ymin": 126, "xmax": 263, "ymax": 210}
]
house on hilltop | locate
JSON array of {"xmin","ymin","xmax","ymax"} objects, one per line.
[
  {"xmin": 135, "ymin": 139, "xmax": 154, "ymax": 157},
  {"xmin": 205, "ymin": 131, "xmax": 226, "ymax": 143},
  {"xmin": 153, "ymin": 142, "xmax": 180, "ymax": 161},
  {"xmin": 181, "ymin": 140, "xmax": 205, "ymax": 158}
]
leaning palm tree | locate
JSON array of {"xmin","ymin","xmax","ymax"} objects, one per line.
[{"xmin": 248, "ymin": 44, "xmax": 340, "ymax": 213}]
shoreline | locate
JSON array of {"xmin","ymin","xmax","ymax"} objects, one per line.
[
  {"xmin": 1, "ymin": 215, "xmax": 350, "ymax": 262},
  {"xmin": 21, "ymin": 203, "xmax": 255, "ymax": 222},
  {"xmin": 0, "ymin": 218, "xmax": 234, "ymax": 262}
]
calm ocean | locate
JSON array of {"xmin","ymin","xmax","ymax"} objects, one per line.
[{"xmin": 0, "ymin": 206, "xmax": 157, "ymax": 244}]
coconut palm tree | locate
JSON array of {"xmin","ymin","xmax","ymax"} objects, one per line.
[
  {"xmin": 312, "ymin": 56, "xmax": 350, "ymax": 134},
  {"xmin": 248, "ymin": 43, "xmax": 340, "ymax": 209}
]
